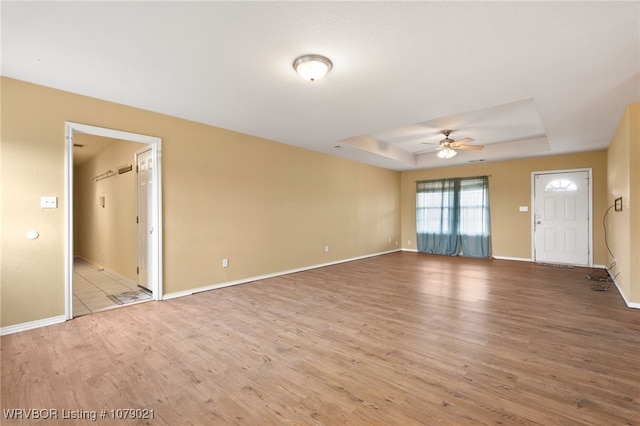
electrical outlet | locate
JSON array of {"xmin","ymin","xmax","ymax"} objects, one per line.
[
  {"xmin": 325, "ymin": 246, "xmax": 329, "ymax": 252},
  {"xmin": 615, "ymin": 197, "xmax": 623, "ymax": 212},
  {"xmin": 222, "ymin": 259, "xmax": 229, "ymax": 268},
  {"xmin": 40, "ymin": 196, "xmax": 57, "ymax": 209}
]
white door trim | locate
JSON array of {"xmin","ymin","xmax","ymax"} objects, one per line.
[
  {"xmin": 530, "ymin": 167, "xmax": 593, "ymax": 267},
  {"xmin": 64, "ymin": 122, "xmax": 163, "ymax": 320}
]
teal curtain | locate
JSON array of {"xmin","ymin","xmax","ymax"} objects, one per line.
[{"xmin": 416, "ymin": 176, "xmax": 491, "ymax": 258}]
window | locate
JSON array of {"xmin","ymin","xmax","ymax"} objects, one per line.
[
  {"xmin": 545, "ymin": 179, "xmax": 577, "ymax": 192},
  {"xmin": 416, "ymin": 176, "xmax": 491, "ymax": 258}
]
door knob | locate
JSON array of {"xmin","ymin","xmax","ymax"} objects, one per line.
[{"xmin": 536, "ymin": 221, "xmax": 541, "ymax": 225}]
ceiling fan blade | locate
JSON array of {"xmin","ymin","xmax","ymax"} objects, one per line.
[
  {"xmin": 414, "ymin": 147, "xmax": 440, "ymax": 154},
  {"xmin": 453, "ymin": 144, "xmax": 484, "ymax": 150},
  {"xmin": 453, "ymin": 137, "xmax": 475, "ymax": 145}
]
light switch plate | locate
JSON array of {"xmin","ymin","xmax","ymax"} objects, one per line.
[{"xmin": 41, "ymin": 196, "xmax": 58, "ymax": 209}]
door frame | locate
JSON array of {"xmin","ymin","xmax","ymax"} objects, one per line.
[
  {"xmin": 530, "ymin": 167, "xmax": 593, "ymax": 266},
  {"xmin": 64, "ymin": 122, "xmax": 163, "ymax": 320}
]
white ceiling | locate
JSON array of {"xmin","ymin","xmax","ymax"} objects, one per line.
[{"xmin": 2, "ymin": 1, "xmax": 639, "ymax": 171}]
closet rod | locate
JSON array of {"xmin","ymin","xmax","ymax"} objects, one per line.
[{"xmin": 91, "ymin": 170, "xmax": 116, "ymax": 182}]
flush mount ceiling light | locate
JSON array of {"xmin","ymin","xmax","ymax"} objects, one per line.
[{"xmin": 293, "ymin": 54, "xmax": 332, "ymax": 81}]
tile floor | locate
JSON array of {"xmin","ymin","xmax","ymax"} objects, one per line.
[{"xmin": 73, "ymin": 259, "xmax": 149, "ymax": 317}]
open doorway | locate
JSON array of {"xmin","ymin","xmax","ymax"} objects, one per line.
[{"xmin": 65, "ymin": 122, "xmax": 162, "ymax": 320}]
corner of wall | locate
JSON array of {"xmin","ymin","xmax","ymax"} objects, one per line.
[{"xmin": 606, "ymin": 103, "xmax": 640, "ymax": 307}]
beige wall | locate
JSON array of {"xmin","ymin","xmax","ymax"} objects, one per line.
[
  {"xmin": 401, "ymin": 151, "xmax": 609, "ymax": 264},
  {"xmin": 1, "ymin": 76, "xmax": 635, "ymax": 330},
  {"xmin": 74, "ymin": 135, "xmax": 142, "ymax": 280},
  {"xmin": 607, "ymin": 103, "xmax": 640, "ymax": 305},
  {"xmin": 1, "ymin": 77, "xmax": 401, "ymax": 327}
]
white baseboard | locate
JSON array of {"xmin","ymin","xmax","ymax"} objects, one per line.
[
  {"xmin": 74, "ymin": 255, "xmax": 102, "ymax": 270},
  {"xmin": 162, "ymin": 289, "xmax": 195, "ymax": 300},
  {"xmin": 492, "ymin": 255, "xmax": 533, "ymax": 262},
  {"xmin": 0, "ymin": 315, "xmax": 67, "ymax": 336},
  {"xmin": 608, "ymin": 268, "xmax": 640, "ymax": 309},
  {"xmin": 163, "ymin": 249, "xmax": 402, "ymax": 300}
]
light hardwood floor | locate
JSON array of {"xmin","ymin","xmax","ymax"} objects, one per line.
[{"xmin": 2, "ymin": 252, "xmax": 638, "ymax": 425}]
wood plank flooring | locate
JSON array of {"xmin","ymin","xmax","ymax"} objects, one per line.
[{"xmin": 2, "ymin": 252, "xmax": 639, "ymax": 425}]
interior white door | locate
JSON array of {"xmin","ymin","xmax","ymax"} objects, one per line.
[
  {"xmin": 136, "ymin": 148, "xmax": 153, "ymax": 290},
  {"xmin": 533, "ymin": 170, "xmax": 590, "ymax": 266}
]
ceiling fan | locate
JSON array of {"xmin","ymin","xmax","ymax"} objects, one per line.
[{"xmin": 420, "ymin": 130, "xmax": 484, "ymax": 158}]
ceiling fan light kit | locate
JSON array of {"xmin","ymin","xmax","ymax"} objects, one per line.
[
  {"xmin": 437, "ymin": 147, "xmax": 457, "ymax": 159},
  {"xmin": 293, "ymin": 54, "xmax": 333, "ymax": 81},
  {"xmin": 423, "ymin": 130, "xmax": 485, "ymax": 159}
]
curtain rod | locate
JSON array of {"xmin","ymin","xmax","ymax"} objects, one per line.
[{"xmin": 415, "ymin": 175, "xmax": 491, "ymax": 183}]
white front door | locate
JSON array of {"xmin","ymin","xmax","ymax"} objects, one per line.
[
  {"xmin": 136, "ymin": 148, "xmax": 153, "ymax": 290},
  {"xmin": 533, "ymin": 170, "xmax": 591, "ymax": 266}
]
